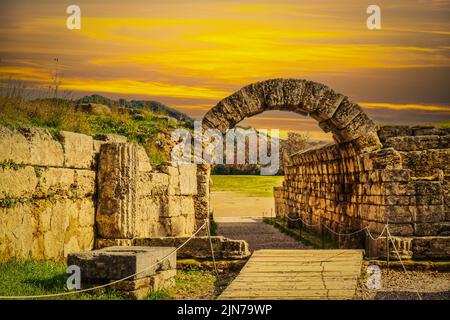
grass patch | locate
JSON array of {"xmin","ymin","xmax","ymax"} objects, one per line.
[
  {"xmin": 0, "ymin": 160, "xmax": 26, "ymax": 171},
  {"xmin": 144, "ymin": 268, "xmax": 219, "ymax": 300},
  {"xmin": 264, "ymin": 217, "xmax": 339, "ymax": 249},
  {"xmin": 0, "ymin": 90, "xmax": 189, "ymax": 167},
  {"xmin": 211, "ymin": 175, "xmax": 284, "ymax": 197},
  {"xmin": 0, "ymin": 260, "xmax": 124, "ymax": 300},
  {"xmin": 0, "ymin": 260, "xmax": 237, "ymax": 300}
]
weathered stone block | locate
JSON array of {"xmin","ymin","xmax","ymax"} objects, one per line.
[
  {"xmin": 379, "ymin": 169, "xmax": 410, "ymax": 182},
  {"xmin": 381, "ymin": 205, "xmax": 416, "ymax": 223},
  {"xmin": 384, "ymin": 135, "xmax": 441, "ymax": 151},
  {"xmin": 67, "ymin": 246, "xmax": 176, "ymax": 280},
  {"xmin": 136, "ymin": 196, "xmax": 166, "ymax": 238},
  {"xmin": 377, "ymin": 125, "xmax": 413, "ymax": 143},
  {"xmin": 112, "ymin": 269, "xmax": 176, "ymax": 292},
  {"xmin": 161, "ymin": 165, "xmax": 180, "ymax": 195},
  {"xmin": 178, "ymin": 163, "xmax": 197, "ymax": 195},
  {"xmin": 59, "ymin": 131, "xmax": 94, "ymax": 169},
  {"xmin": 0, "ymin": 204, "xmax": 36, "ymax": 261},
  {"xmin": 415, "ymin": 205, "xmax": 445, "ymax": 223},
  {"xmin": 138, "ymin": 172, "xmax": 169, "ymax": 197},
  {"xmin": 136, "ymin": 145, "xmax": 152, "ymax": 172},
  {"xmin": 412, "ymin": 236, "xmax": 450, "ymax": 259},
  {"xmin": 368, "ymin": 148, "xmax": 403, "ymax": 169},
  {"xmin": 33, "ymin": 168, "xmax": 95, "ymax": 199},
  {"xmin": 73, "ymin": 170, "xmax": 96, "ymax": 198},
  {"xmin": 133, "ymin": 236, "xmax": 250, "ymax": 260},
  {"xmin": 415, "ymin": 181, "xmax": 442, "ymax": 196},
  {"xmin": 166, "ymin": 196, "xmax": 195, "ymax": 218},
  {"xmin": 0, "ymin": 127, "xmax": 30, "ymax": 164},
  {"xmin": 21, "ymin": 128, "xmax": 64, "ymax": 167},
  {"xmin": 96, "ymin": 143, "xmax": 138, "ymax": 239},
  {"xmin": 329, "ymin": 98, "xmax": 361, "ymax": 129},
  {"xmin": 0, "ymin": 166, "xmax": 37, "ymax": 199},
  {"xmin": 338, "ymin": 112, "xmax": 376, "ymax": 142}
]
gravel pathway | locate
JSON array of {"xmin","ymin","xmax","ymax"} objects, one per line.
[
  {"xmin": 355, "ymin": 264, "xmax": 450, "ymax": 300},
  {"xmin": 215, "ymin": 217, "xmax": 309, "ymax": 251}
]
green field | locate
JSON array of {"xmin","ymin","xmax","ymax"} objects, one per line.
[{"xmin": 211, "ymin": 175, "xmax": 284, "ymax": 197}]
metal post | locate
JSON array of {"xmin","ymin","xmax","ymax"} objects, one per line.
[
  {"xmin": 386, "ymin": 219, "xmax": 390, "ymax": 275},
  {"xmin": 321, "ymin": 217, "xmax": 325, "ymax": 249}
]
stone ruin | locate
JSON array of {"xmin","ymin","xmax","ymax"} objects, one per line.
[
  {"xmin": 0, "ymin": 78, "xmax": 449, "ymax": 263},
  {"xmin": 0, "ymin": 127, "xmax": 211, "ymax": 261},
  {"xmin": 68, "ymin": 246, "xmax": 177, "ymax": 299},
  {"xmin": 202, "ymin": 79, "xmax": 450, "ymax": 260}
]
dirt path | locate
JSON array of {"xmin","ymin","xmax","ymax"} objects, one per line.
[
  {"xmin": 211, "ymin": 191, "xmax": 275, "ymax": 217},
  {"xmin": 215, "ymin": 217, "xmax": 309, "ymax": 251}
]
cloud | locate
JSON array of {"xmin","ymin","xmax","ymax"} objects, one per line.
[
  {"xmin": 0, "ymin": 0, "xmax": 449, "ymax": 132},
  {"xmin": 360, "ymin": 102, "xmax": 450, "ymax": 112}
]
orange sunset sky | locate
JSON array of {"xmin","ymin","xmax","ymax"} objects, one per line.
[{"xmin": 0, "ymin": 0, "xmax": 449, "ymax": 140}]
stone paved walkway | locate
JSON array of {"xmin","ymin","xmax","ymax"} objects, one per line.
[{"xmin": 215, "ymin": 217, "xmax": 309, "ymax": 251}]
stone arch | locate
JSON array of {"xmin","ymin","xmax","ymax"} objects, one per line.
[{"xmin": 202, "ymin": 79, "xmax": 382, "ymax": 153}]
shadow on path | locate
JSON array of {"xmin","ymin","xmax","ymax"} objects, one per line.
[{"xmin": 216, "ymin": 217, "xmax": 310, "ymax": 252}]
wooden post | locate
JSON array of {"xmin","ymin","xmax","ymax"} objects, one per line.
[
  {"xmin": 338, "ymin": 225, "xmax": 341, "ymax": 249},
  {"xmin": 299, "ymin": 216, "xmax": 302, "ymax": 239}
]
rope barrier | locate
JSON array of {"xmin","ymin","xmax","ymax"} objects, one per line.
[
  {"xmin": 285, "ymin": 214, "xmax": 383, "ymax": 238},
  {"xmin": 279, "ymin": 213, "xmax": 424, "ymax": 299},
  {"xmin": 321, "ymin": 222, "xmax": 368, "ymax": 237},
  {"xmin": 285, "ymin": 214, "xmax": 321, "ymax": 227},
  {"xmin": 2, "ymin": 212, "xmax": 425, "ymax": 300},
  {"xmin": 0, "ymin": 220, "xmax": 208, "ymax": 300}
]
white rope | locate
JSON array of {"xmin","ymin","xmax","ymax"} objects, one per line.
[
  {"xmin": 321, "ymin": 222, "xmax": 368, "ymax": 237},
  {"xmin": 386, "ymin": 227, "xmax": 423, "ymax": 300},
  {"xmin": 0, "ymin": 220, "xmax": 208, "ymax": 300},
  {"xmin": 285, "ymin": 214, "xmax": 388, "ymax": 240},
  {"xmin": 286, "ymin": 214, "xmax": 321, "ymax": 227},
  {"xmin": 365, "ymin": 225, "xmax": 387, "ymax": 241}
]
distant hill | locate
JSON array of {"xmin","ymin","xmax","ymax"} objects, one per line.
[{"xmin": 76, "ymin": 94, "xmax": 194, "ymax": 125}]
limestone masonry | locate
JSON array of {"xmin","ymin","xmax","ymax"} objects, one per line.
[
  {"xmin": 1, "ymin": 78, "xmax": 449, "ymax": 261},
  {"xmin": 67, "ymin": 246, "xmax": 177, "ymax": 299},
  {"xmin": 202, "ymin": 79, "xmax": 449, "ymax": 260},
  {"xmin": 0, "ymin": 126, "xmax": 209, "ymax": 261}
]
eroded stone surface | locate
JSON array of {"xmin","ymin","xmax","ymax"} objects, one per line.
[
  {"xmin": 67, "ymin": 246, "xmax": 176, "ymax": 280},
  {"xmin": 203, "ymin": 78, "xmax": 381, "ymax": 151}
]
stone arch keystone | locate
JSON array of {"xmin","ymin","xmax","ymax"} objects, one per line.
[{"xmin": 202, "ymin": 79, "xmax": 382, "ymax": 153}]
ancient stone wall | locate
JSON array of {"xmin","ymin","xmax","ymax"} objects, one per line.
[
  {"xmin": 0, "ymin": 127, "xmax": 98, "ymax": 261},
  {"xmin": 0, "ymin": 126, "xmax": 210, "ymax": 261},
  {"xmin": 274, "ymin": 125, "xmax": 450, "ymax": 259}
]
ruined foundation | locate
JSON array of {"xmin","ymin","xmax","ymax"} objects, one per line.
[
  {"xmin": 67, "ymin": 246, "xmax": 177, "ymax": 299},
  {"xmin": 275, "ymin": 125, "xmax": 450, "ymax": 259}
]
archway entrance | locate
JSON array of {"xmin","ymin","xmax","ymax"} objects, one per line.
[
  {"xmin": 203, "ymin": 78, "xmax": 382, "ymax": 251},
  {"xmin": 202, "ymin": 78, "xmax": 381, "ymax": 153}
]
